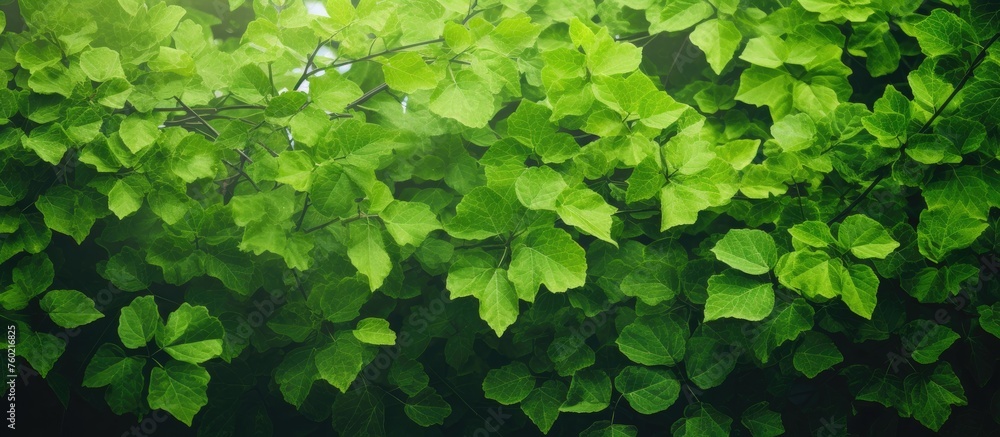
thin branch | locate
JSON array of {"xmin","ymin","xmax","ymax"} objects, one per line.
[
  {"xmin": 294, "ymin": 38, "xmax": 329, "ymax": 91},
  {"xmin": 174, "ymin": 97, "xmax": 220, "ymax": 138},
  {"xmin": 222, "ymin": 159, "xmax": 261, "ymax": 192},
  {"xmin": 344, "ymin": 83, "xmax": 388, "ymax": 111},
  {"xmin": 295, "ymin": 194, "xmax": 310, "ymax": 231},
  {"xmin": 309, "ymin": 38, "xmax": 444, "ymax": 77},
  {"xmin": 826, "ymin": 32, "xmax": 999, "ymax": 225}
]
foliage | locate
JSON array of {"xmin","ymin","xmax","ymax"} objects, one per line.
[{"xmin": 2, "ymin": 0, "xmax": 1000, "ymax": 435}]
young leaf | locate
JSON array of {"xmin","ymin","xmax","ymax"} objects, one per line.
[
  {"xmin": 740, "ymin": 402, "xmax": 785, "ymax": 437},
  {"xmin": 380, "ymin": 200, "xmax": 442, "ymax": 247},
  {"xmin": 616, "ymin": 315, "xmax": 687, "ymax": 366},
  {"xmin": 614, "ymin": 366, "xmax": 680, "ymax": 414},
  {"xmin": 710, "ymin": 229, "xmax": 778, "ymax": 275},
  {"xmin": 704, "ymin": 273, "xmax": 775, "ymax": 322},
  {"xmin": 353, "ymin": 318, "xmax": 397, "ymax": 346},
  {"xmin": 793, "ymin": 332, "xmax": 844, "ymax": 378},
  {"xmin": 147, "ymin": 361, "xmax": 211, "ymax": 426},
  {"xmin": 560, "ymin": 369, "xmax": 611, "ymax": 413},
  {"xmin": 347, "ymin": 220, "xmax": 393, "ymax": 291},
  {"xmin": 903, "ymin": 362, "xmax": 967, "ymax": 431},
  {"xmin": 836, "ymin": 215, "xmax": 899, "ymax": 259},
  {"xmin": 404, "ymin": 388, "xmax": 452, "ymax": 427},
  {"xmin": 689, "ymin": 19, "xmax": 742, "ymax": 75},
  {"xmin": 483, "ymin": 362, "xmax": 535, "ymax": 405},
  {"xmin": 39, "ymin": 289, "xmax": 104, "ymax": 328},
  {"xmin": 155, "ymin": 303, "xmax": 225, "ymax": 364},
  {"xmin": 521, "ymin": 380, "xmax": 567, "ymax": 434},
  {"xmin": 315, "ymin": 333, "xmax": 364, "ymax": 392},
  {"xmin": 508, "ymin": 227, "xmax": 587, "ymax": 301},
  {"xmin": 555, "ymin": 188, "xmax": 617, "ymax": 246}
]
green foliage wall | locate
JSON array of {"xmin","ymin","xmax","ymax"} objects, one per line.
[{"xmin": 2, "ymin": 0, "xmax": 1000, "ymax": 435}]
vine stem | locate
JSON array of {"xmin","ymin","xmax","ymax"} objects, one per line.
[
  {"xmin": 826, "ymin": 31, "xmax": 1000, "ymax": 225},
  {"xmin": 307, "ymin": 38, "xmax": 444, "ymax": 77}
]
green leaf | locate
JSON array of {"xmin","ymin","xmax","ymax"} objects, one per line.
[
  {"xmin": 646, "ymin": 0, "xmax": 714, "ymax": 34},
  {"xmin": 862, "ymin": 85, "xmax": 910, "ymax": 145},
  {"xmin": 508, "ymin": 227, "xmax": 587, "ymax": 301},
  {"xmin": 515, "ymin": 166, "xmax": 567, "ymax": 211},
  {"xmin": 560, "ymin": 369, "xmax": 611, "ymax": 413},
  {"xmin": 446, "ymin": 186, "xmax": 519, "ymax": 240},
  {"xmin": 740, "ymin": 402, "xmax": 785, "ymax": 437},
  {"xmin": 626, "ymin": 157, "xmax": 665, "ymax": 203},
  {"xmin": 903, "ymin": 362, "xmax": 967, "ymax": 431},
  {"xmin": 347, "ymin": 220, "xmax": 393, "ymax": 291},
  {"xmin": 704, "ymin": 272, "xmax": 774, "ymax": 322},
  {"xmin": 837, "ymin": 215, "xmax": 899, "ymax": 259},
  {"xmin": 22, "ymin": 124, "xmax": 70, "ymax": 165},
  {"xmin": 689, "ymin": 19, "xmax": 742, "ymax": 75},
  {"xmin": 616, "ymin": 314, "xmax": 687, "ymax": 366},
  {"xmin": 331, "ymin": 386, "xmax": 385, "ymax": 436},
  {"xmin": 274, "ymin": 150, "xmax": 314, "ymax": 191},
  {"xmin": 788, "ymin": 221, "xmax": 835, "ymax": 249},
  {"xmin": 684, "ymin": 336, "xmax": 736, "ymax": 390},
  {"xmin": 309, "ymin": 162, "xmax": 362, "ymax": 217},
  {"xmin": 614, "ymin": 366, "xmax": 680, "ymax": 414},
  {"xmin": 842, "ymin": 365, "xmax": 904, "ymax": 408},
  {"xmin": 483, "ymin": 362, "xmax": 535, "ymax": 405},
  {"xmin": 797, "ymin": 0, "xmax": 874, "ymax": 21},
  {"xmin": 506, "ymin": 101, "xmax": 580, "ymax": 163},
  {"xmin": 429, "ymin": 69, "xmax": 494, "ymax": 128},
  {"xmin": 672, "ymin": 403, "xmax": 732, "ymax": 437},
  {"xmin": 711, "ymin": 229, "xmax": 778, "ymax": 275},
  {"xmin": 108, "ymin": 175, "xmax": 151, "ymax": 219},
  {"xmin": 380, "ymin": 200, "xmax": 442, "ymax": 247},
  {"xmin": 908, "ymin": 10, "xmax": 968, "ymax": 57},
  {"xmin": 274, "ymin": 347, "xmax": 319, "ymax": 407},
  {"xmin": 309, "ymin": 71, "xmax": 363, "ymax": 113},
  {"xmin": 17, "ymin": 326, "xmax": 65, "ymax": 378},
  {"xmin": 147, "ymin": 361, "xmax": 211, "ymax": 426},
  {"xmin": 0, "ymin": 254, "xmax": 54, "ymax": 311},
  {"xmin": 119, "ymin": 115, "xmax": 160, "ymax": 154},
  {"xmin": 917, "ymin": 207, "xmax": 987, "ymax": 263},
  {"xmin": 751, "ymin": 299, "xmax": 815, "ymax": 363},
  {"xmin": 404, "ymin": 388, "xmax": 452, "ymax": 427},
  {"xmin": 978, "ymin": 303, "xmax": 1000, "ymax": 339},
  {"xmin": 15, "ymin": 39, "xmax": 62, "ymax": 72},
  {"xmin": 155, "ymin": 303, "xmax": 225, "ymax": 364},
  {"xmin": 774, "ymin": 251, "xmax": 842, "ymax": 300},
  {"xmin": 315, "ymin": 332, "xmax": 364, "ymax": 392},
  {"xmin": 581, "ymin": 421, "xmax": 638, "ymax": 437},
  {"xmin": 40, "ymin": 289, "xmax": 104, "ymax": 328},
  {"xmin": 35, "ymin": 185, "xmax": 107, "ymax": 244},
  {"xmin": 840, "ymin": 263, "xmax": 879, "ymax": 319},
  {"xmin": 770, "ymin": 113, "xmax": 816, "ymax": 152},
  {"xmin": 901, "ymin": 320, "xmax": 961, "ymax": 365},
  {"xmin": 446, "ymin": 252, "xmax": 520, "ymax": 336},
  {"xmin": 659, "ymin": 163, "xmax": 738, "ymax": 230},
  {"xmin": 82, "ymin": 344, "xmax": 144, "ymax": 389},
  {"xmin": 265, "ymin": 91, "xmax": 308, "ymax": 118},
  {"xmin": 585, "ymin": 29, "xmax": 643, "ymax": 77},
  {"xmin": 80, "ymin": 47, "xmax": 126, "ymax": 82},
  {"xmin": 353, "ymin": 318, "xmax": 396, "ymax": 346},
  {"xmin": 555, "ymin": 188, "xmax": 617, "ymax": 245},
  {"xmin": 793, "ymin": 332, "xmax": 844, "ymax": 378},
  {"xmin": 521, "ymin": 380, "xmax": 567, "ymax": 434},
  {"xmin": 382, "ymin": 52, "xmax": 439, "ymax": 93}
]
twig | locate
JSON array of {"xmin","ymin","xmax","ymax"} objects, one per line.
[
  {"xmin": 826, "ymin": 32, "xmax": 1000, "ymax": 225},
  {"xmin": 222, "ymin": 159, "xmax": 260, "ymax": 191}
]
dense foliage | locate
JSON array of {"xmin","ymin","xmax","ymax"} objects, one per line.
[{"xmin": 2, "ymin": 0, "xmax": 1000, "ymax": 435}]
